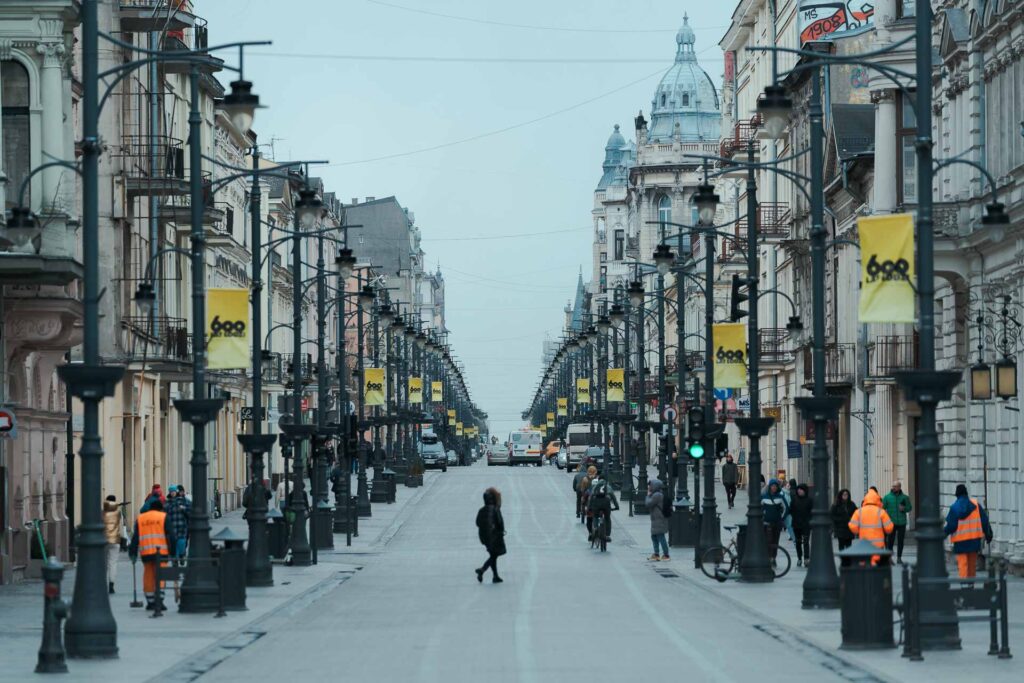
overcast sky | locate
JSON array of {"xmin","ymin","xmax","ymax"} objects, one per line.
[{"xmin": 202, "ymin": 0, "xmax": 736, "ymax": 438}]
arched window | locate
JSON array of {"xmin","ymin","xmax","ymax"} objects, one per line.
[
  {"xmin": 661, "ymin": 93, "xmax": 667, "ymax": 107},
  {"xmin": 2, "ymin": 60, "xmax": 31, "ymax": 208},
  {"xmin": 682, "ymin": 92, "xmax": 690, "ymax": 107},
  {"xmin": 657, "ymin": 195, "xmax": 672, "ymax": 229}
]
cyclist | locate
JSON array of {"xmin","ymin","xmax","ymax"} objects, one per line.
[{"xmin": 587, "ymin": 470, "xmax": 619, "ymax": 543}]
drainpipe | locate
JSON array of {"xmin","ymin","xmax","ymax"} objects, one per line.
[{"xmin": 148, "ymin": 31, "xmax": 161, "ymax": 333}]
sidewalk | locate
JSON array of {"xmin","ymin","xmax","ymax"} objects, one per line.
[
  {"xmin": 616, "ymin": 473, "xmax": 1023, "ymax": 683},
  {"xmin": 0, "ymin": 470, "xmax": 440, "ymax": 682}
]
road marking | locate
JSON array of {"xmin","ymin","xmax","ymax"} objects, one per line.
[{"xmin": 514, "ymin": 551, "xmax": 539, "ymax": 683}]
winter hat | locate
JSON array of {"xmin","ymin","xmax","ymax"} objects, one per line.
[{"xmin": 955, "ymin": 484, "xmax": 968, "ymax": 497}]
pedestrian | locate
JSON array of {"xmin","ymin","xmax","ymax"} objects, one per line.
[
  {"xmin": 782, "ymin": 478, "xmax": 797, "ymax": 542},
  {"xmin": 760, "ymin": 479, "xmax": 788, "ymax": 563},
  {"xmin": 276, "ymin": 477, "xmax": 288, "ymax": 510},
  {"xmin": 721, "ymin": 453, "xmax": 739, "ymax": 509},
  {"xmin": 165, "ymin": 485, "xmax": 190, "ymax": 559},
  {"xmin": 103, "ymin": 495, "xmax": 123, "ymax": 594},
  {"xmin": 790, "ymin": 484, "xmax": 812, "ymax": 567},
  {"xmin": 128, "ymin": 498, "xmax": 175, "ymax": 610},
  {"xmin": 830, "ymin": 489, "xmax": 858, "ymax": 558},
  {"xmin": 848, "ymin": 488, "xmax": 894, "ymax": 565},
  {"xmin": 475, "ymin": 487, "xmax": 505, "ymax": 584},
  {"xmin": 943, "ymin": 484, "xmax": 992, "ymax": 579},
  {"xmin": 140, "ymin": 483, "xmax": 165, "ymax": 513},
  {"xmin": 882, "ymin": 481, "xmax": 913, "ymax": 564},
  {"xmin": 176, "ymin": 484, "xmax": 191, "ymax": 505},
  {"xmin": 645, "ymin": 478, "xmax": 670, "ymax": 561},
  {"xmin": 572, "ymin": 465, "xmax": 588, "ymax": 519}
]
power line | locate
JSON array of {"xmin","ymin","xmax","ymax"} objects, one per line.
[
  {"xmin": 366, "ymin": 0, "xmax": 727, "ymax": 34},
  {"xmin": 423, "ymin": 227, "xmax": 588, "ymax": 242},
  {"xmin": 252, "ymin": 53, "xmax": 676, "ymax": 64},
  {"xmin": 326, "ymin": 67, "xmax": 666, "ymax": 166}
]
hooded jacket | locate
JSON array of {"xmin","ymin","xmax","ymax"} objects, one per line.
[
  {"xmin": 103, "ymin": 500, "xmax": 122, "ymax": 545},
  {"xmin": 848, "ymin": 489, "xmax": 894, "ymax": 548},
  {"xmin": 645, "ymin": 479, "xmax": 669, "ymax": 535},
  {"xmin": 789, "ymin": 484, "xmax": 813, "ymax": 532},
  {"xmin": 830, "ymin": 492, "xmax": 858, "ymax": 541},
  {"xmin": 476, "ymin": 489, "xmax": 506, "ymax": 555},
  {"xmin": 944, "ymin": 494, "xmax": 992, "ymax": 554},
  {"xmin": 761, "ymin": 479, "xmax": 788, "ymax": 525}
]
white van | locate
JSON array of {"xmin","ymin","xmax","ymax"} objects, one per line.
[
  {"xmin": 565, "ymin": 422, "xmax": 599, "ymax": 472},
  {"xmin": 507, "ymin": 430, "xmax": 544, "ymax": 466}
]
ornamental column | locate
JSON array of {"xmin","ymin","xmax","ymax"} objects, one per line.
[{"xmin": 37, "ymin": 37, "xmax": 67, "ymax": 215}]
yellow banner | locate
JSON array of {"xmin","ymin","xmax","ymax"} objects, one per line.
[
  {"xmin": 431, "ymin": 381, "xmax": 443, "ymax": 402},
  {"xmin": 408, "ymin": 377, "xmax": 423, "ymax": 404},
  {"xmin": 363, "ymin": 367, "xmax": 386, "ymax": 406},
  {"xmin": 447, "ymin": 409, "xmax": 456, "ymax": 426},
  {"xmin": 206, "ymin": 288, "xmax": 249, "ymax": 369},
  {"xmin": 557, "ymin": 397, "xmax": 568, "ymax": 416},
  {"xmin": 456, "ymin": 422, "xmax": 464, "ymax": 436},
  {"xmin": 713, "ymin": 322, "xmax": 747, "ymax": 389},
  {"xmin": 858, "ymin": 213, "xmax": 916, "ymax": 322},
  {"xmin": 576, "ymin": 378, "xmax": 591, "ymax": 404},
  {"xmin": 546, "ymin": 412, "xmax": 555, "ymax": 428},
  {"xmin": 606, "ymin": 368, "xmax": 624, "ymax": 402}
]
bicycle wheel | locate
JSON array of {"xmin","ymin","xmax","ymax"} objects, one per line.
[
  {"xmin": 700, "ymin": 546, "xmax": 735, "ymax": 581},
  {"xmin": 771, "ymin": 545, "xmax": 792, "ymax": 578}
]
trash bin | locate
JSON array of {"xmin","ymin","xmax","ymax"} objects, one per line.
[
  {"xmin": 669, "ymin": 505, "xmax": 697, "ymax": 547},
  {"xmin": 266, "ymin": 508, "xmax": 287, "ymax": 559},
  {"xmin": 211, "ymin": 528, "xmax": 247, "ymax": 611},
  {"xmin": 838, "ymin": 539, "xmax": 894, "ymax": 649},
  {"xmin": 314, "ymin": 500, "xmax": 334, "ymax": 550}
]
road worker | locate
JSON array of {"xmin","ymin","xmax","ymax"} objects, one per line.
[
  {"xmin": 128, "ymin": 498, "xmax": 175, "ymax": 611},
  {"xmin": 848, "ymin": 488, "xmax": 894, "ymax": 565}
]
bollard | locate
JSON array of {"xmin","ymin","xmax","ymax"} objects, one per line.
[{"xmin": 36, "ymin": 559, "xmax": 68, "ymax": 674}]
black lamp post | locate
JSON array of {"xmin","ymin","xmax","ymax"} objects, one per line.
[{"xmin": 627, "ymin": 279, "xmax": 648, "ymax": 511}]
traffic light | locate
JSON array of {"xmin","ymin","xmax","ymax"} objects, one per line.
[
  {"xmin": 687, "ymin": 406, "xmax": 705, "ymax": 459},
  {"xmin": 716, "ymin": 432, "xmax": 728, "ymax": 458},
  {"xmin": 730, "ymin": 273, "xmax": 748, "ymax": 322}
]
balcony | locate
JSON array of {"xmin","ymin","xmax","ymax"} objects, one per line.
[
  {"xmin": 867, "ymin": 334, "xmax": 919, "ymax": 379},
  {"xmin": 121, "ymin": 316, "xmax": 192, "ymax": 372},
  {"xmin": 738, "ymin": 202, "xmax": 791, "ymax": 241},
  {"xmin": 759, "ymin": 328, "xmax": 794, "ymax": 365},
  {"xmin": 720, "ymin": 114, "xmax": 762, "ymax": 160},
  {"xmin": 119, "ymin": 0, "xmax": 197, "ymax": 33},
  {"xmin": 160, "ymin": 199, "xmax": 227, "ymax": 231},
  {"xmin": 261, "ymin": 352, "xmax": 284, "ymax": 385},
  {"xmin": 116, "ymin": 136, "xmax": 189, "ymax": 198},
  {"xmin": 802, "ymin": 343, "xmax": 856, "ymax": 388}
]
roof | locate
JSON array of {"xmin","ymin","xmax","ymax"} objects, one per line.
[
  {"xmin": 343, "ymin": 197, "xmax": 413, "ymax": 274},
  {"xmin": 647, "ymin": 14, "xmax": 721, "ymax": 142}
]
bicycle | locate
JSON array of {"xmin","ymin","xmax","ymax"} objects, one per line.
[
  {"xmin": 590, "ymin": 511, "xmax": 609, "ymax": 552},
  {"xmin": 209, "ymin": 477, "xmax": 223, "ymax": 519},
  {"xmin": 700, "ymin": 524, "xmax": 791, "ymax": 581}
]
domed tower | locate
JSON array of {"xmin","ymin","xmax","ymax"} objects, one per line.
[{"xmin": 647, "ymin": 14, "xmax": 721, "ymax": 142}]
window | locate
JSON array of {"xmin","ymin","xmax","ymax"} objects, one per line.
[
  {"xmin": 614, "ymin": 229, "xmax": 624, "ymax": 260},
  {"xmin": 897, "ymin": 0, "xmax": 915, "ymax": 18},
  {"xmin": 661, "ymin": 93, "xmax": 666, "ymax": 107},
  {"xmin": 682, "ymin": 93, "xmax": 690, "ymax": 107},
  {"xmin": 599, "ymin": 251, "xmax": 606, "ymax": 263},
  {"xmin": 657, "ymin": 195, "xmax": 672, "ymax": 229},
  {"xmin": 897, "ymin": 92, "xmax": 917, "ymax": 204},
  {"xmin": 226, "ymin": 207, "xmax": 234, "ymax": 236},
  {"xmin": 2, "ymin": 61, "xmax": 31, "ymax": 209}
]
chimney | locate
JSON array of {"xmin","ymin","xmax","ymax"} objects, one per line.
[
  {"xmin": 365, "ymin": 196, "xmax": 375, "ymax": 202},
  {"xmin": 350, "ymin": 198, "xmax": 359, "ymax": 205}
]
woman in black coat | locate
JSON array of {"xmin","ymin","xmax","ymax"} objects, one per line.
[
  {"xmin": 830, "ymin": 488, "xmax": 858, "ymax": 554},
  {"xmin": 789, "ymin": 483, "xmax": 813, "ymax": 567},
  {"xmin": 475, "ymin": 487, "xmax": 505, "ymax": 583}
]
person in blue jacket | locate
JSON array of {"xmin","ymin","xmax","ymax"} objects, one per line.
[
  {"xmin": 944, "ymin": 484, "xmax": 993, "ymax": 579},
  {"xmin": 761, "ymin": 479, "xmax": 789, "ymax": 563}
]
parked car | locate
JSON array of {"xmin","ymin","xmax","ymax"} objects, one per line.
[
  {"xmin": 487, "ymin": 444, "xmax": 510, "ymax": 466},
  {"xmin": 420, "ymin": 435, "xmax": 447, "ymax": 472},
  {"xmin": 556, "ymin": 448, "xmax": 567, "ymax": 470},
  {"xmin": 446, "ymin": 449, "xmax": 459, "ymax": 466}
]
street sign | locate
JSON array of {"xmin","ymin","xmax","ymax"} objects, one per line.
[
  {"xmin": 240, "ymin": 407, "xmax": 267, "ymax": 421},
  {"xmin": 662, "ymin": 406, "xmax": 677, "ymax": 422},
  {"xmin": 0, "ymin": 408, "xmax": 15, "ymax": 438},
  {"xmin": 763, "ymin": 406, "xmax": 782, "ymax": 420},
  {"xmin": 737, "ymin": 396, "xmax": 750, "ymax": 412},
  {"xmin": 786, "ymin": 439, "xmax": 803, "ymax": 459},
  {"xmin": 300, "ymin": 397, "xmax": 310, "ymax": 412},
  {"xmin": 713, "ymin": 388, "xmax": 733, "ymax": 401}
]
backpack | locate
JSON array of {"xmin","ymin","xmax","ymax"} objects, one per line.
[
  {"xmin": 662, "ymin": 495, "xmax": 673, "ymax": 518},
  {"xmin": 593, "ymin": 481, "xmax": 608, "ymax": 498}
]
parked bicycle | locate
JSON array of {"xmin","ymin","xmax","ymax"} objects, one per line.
[
  {"xmin": 700, "ymin": 524, "xmax": 791, "ymax": 581},
  {"xmin": 209, "ymin": 477, "xmax": 223, "ymax": 519}
]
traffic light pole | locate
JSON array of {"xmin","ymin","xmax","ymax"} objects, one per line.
[{"xmin": 697, "ymin": 226, "xmax": 721, "ymax": 558}]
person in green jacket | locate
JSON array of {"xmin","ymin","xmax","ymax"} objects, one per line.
[{"xmin": 882, "ymin": 482, "xmax": 912, "ymax": 563}]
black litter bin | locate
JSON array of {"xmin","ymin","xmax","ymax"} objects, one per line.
[
  {"xmin": 838, "ymin": 539, "xmax": 894, "ymax": 649},
  {"xmin": 211, "ymin": 527, "xmax": 247, "ymax": 611},
  {"xmin": 314, "ymin": 501, "xmax": 334, "ymax": 549},
  {"xmin": 383, "ymin": 468, "xmax": 397, "ymax": 503},
  {"xmin": 266, "ymin": 508, "xmax": 287, "ymax": 559},
  {"xmin": 669, "ymin": 505, "xmax": 697, "ymax": 547}
]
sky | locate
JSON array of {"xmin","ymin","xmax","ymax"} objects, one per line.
[{"xmin": 201, "ymin": 0, "xmax": 737, "ymax": 438}]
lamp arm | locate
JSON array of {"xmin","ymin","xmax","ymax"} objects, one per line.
[{"xmin": 14, "ymin": 160, "xmax": 81, "ymax": 210}]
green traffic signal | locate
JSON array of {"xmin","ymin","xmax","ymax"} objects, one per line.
[{"xmin": 689, "ymin": 442, "xmax": 705, "ymax": 459}]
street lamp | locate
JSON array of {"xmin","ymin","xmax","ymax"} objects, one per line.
[
  {"xmin": 995, "ymin": 358, "xmax": 1017, "ymax": 400},
  {"xmin": 653, "ymin": 243, "xmax": 674, "ymax": 277},
  {"xmin": 970, "ymin": 361, "xmax": 992, "ymax": 401},
  {"xmin": 756, "ymin": 84, "xmax": 792, "ymax": 140},
  {"xmin": 134, "ymin": 282, "xmax": 156, "ymax": 316},
  {"xmin": 609, "ymin": 303, "xmax": 626, "ymax": 327},
  {"xmin": 628, "ymin": 280, "xmax": 645, "ymax": 307},
  {"xmin": 3, "ymin": 206, "xmax": 38, "ymax": 249},
  {"xmin": 221, "ymin": 78, "xmax": 262, "ymax": 135},
  {"xmin": 358, "ymin": 284, "xmax": 375, "ymax": 312},
  {"xmin": 335, "ymin": 248, "xmax": 356, "ymax": 280},
  {"xmin": 694, "ymin": 183, "xmax": 719, "ymax": 226}
]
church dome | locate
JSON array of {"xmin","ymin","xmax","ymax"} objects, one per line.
[{"xmin": 648, "ymin": 14, "xmax": 721, "ymax": 142}]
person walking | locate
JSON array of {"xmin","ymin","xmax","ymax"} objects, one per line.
[
  {"xmin": 128, "ymin": 498, "xmax": 175, "ymax": 610},
  {"xmin": 475, "ymin": 487, "xmax": 505, "ymax": 583},
  {"xmin": 943, "ymin": 484, "xmax": 992, "ymax": 579},
  {"xmin": 782, "ymin": 478, "xmax": 797, "ymax": 542},
  {"xmin": 721, "ymin": 454, "xmax": 739, "ymax": 509},
  {"xmin": 830, "ymin": 489, "xmax": 858, "ymax": 559},
  {"xmin": 882, "ymin": 481, "xmax": 912, "ymax": 564},
  {"xmin": 166, "ymin": 485, "xmax": 191, "ymax": 559},
  {"xmin": 645, "ymin": 478, "xmax": 670, "ymax": 561},
  {"xmin": 102, "ymin": 495, "xmax": 123, "ymax": 594},
  {"xmin": 790, "ymin": 483, "xmax": 812, "ymax": 567},
  {"xmin": 848, "ymin": 488, "xmax": 894, "ymax": 565},
  {"xmin": 140, "ymin": 483, "xmax": 165, "ymax": 513},
  {"xmin": 760, "ymin": 479, "xmax": 788, "ymax": 563}
]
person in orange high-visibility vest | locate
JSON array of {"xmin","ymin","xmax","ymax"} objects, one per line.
[
  {"xmin": 944, "ymin": 484, "xmax": 993, "ymax": 579},
  {"xmin": 129, "ymin": 498, "xmax": 176, "ymax": 610},
  {"xmin": 848, "ymin": 488, "xmax": 894, "ymax": 565}
]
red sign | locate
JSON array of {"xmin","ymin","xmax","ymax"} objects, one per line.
[{"xmin": 300, "ymin": 398, "xmax": 309, "ymax": 412}]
